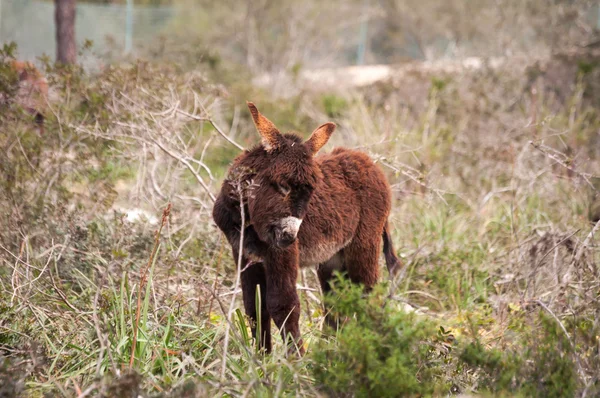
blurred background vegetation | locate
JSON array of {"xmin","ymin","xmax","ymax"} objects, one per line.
[
  {"xmin": 1, "ymin": 0, "xmax": 600, "ymax": 397},
  {"xmin": 4, "ymin": 0, "xmax": 600, "ymax": 68}
]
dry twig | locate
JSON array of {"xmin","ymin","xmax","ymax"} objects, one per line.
[{"xmin": 129, "ymin": 203, "xmax": 172, "ymax": 368}]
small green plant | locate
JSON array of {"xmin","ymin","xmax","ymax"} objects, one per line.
[
  {"xmin": 0, "ymin": 356, "xmax": 25, "ymax": 398},
  {"xmin": 321, "ymin": 94, "xmax": 348, "ymax": 118},
  {"xmin": 0, "ymin": 42, "xmax": 19, "ymax": 100}
]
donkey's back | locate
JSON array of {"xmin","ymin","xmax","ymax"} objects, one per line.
[
  {"xmin": 298, "ymin": 147, "xmax": 399, "ymax": 287},
  {"xmin": 323, "ymin": 147, "xmax": 392, "ymax": 198}
]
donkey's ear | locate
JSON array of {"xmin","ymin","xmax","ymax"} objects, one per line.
[
  {"xmin": 247, "ymin": 101, "xmax": 281, "ymax": 151},
  {"xmin": 305, "ymin": 122, "xmax": 336, "ymax": 155}
]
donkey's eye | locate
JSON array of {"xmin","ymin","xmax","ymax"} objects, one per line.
[{"xmin": 277, "ymin": 183, "xmax": 291, "ymax": 196}]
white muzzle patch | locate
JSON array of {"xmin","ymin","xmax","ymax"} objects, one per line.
[{"xmin": 279, "ymin": 216, "xmax": 303, "ymax": 238}]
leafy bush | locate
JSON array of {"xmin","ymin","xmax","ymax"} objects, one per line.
[
  {"xmin": 0, "ymin": 43, "xmax": 20, "ymax": 101},
  {"xmin": 310, "ymin": 278, "xmax": 450, "ymax": 397},
  {"xmin": 311, "ymin": 277, "xmax": 582, "ymax": 398},
  {"xmin": 461, "ymin": 313, "xmax": 578, "ymax": 397}
]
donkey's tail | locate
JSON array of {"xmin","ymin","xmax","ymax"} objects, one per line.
[{"xmin": 382, "ymin": 221, "xmax": 402, "ymax": 278}]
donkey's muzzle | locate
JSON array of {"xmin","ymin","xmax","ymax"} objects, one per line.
[{"xmin": 272, "ymin": 217, "xmax": 302, "ymax": 248}]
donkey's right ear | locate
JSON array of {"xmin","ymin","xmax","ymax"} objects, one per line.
[
  {"xmin": 305, "ymin": 122, "xmax": 336, "ymax": 155},
  {"xmin": 247, "ymin": 101, "xmax": 281, "ymax": 152}
]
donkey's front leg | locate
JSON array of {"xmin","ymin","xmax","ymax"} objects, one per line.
[
  {"xmin": 265, "ymin": 245, "xmax": 304, "ymax": 355},
  {"xmin": 241, "ymin": 260, "xmax": 272, "ymax": 353}
]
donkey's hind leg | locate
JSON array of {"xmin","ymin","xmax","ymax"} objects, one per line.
[
  {"xmin": 317, "ymin": 252, "xmax": 345, "ymax": 294},
  {"xmin": 241, "ymin": 260, "xmax": 272, "ymax": 353},
  {"xmin": 317, "ymin": 252, "xmax": 345, "ymax": 329},
  {"xmin": 343, "ymin": 231, "xmax": 381, "ymax": 290}
]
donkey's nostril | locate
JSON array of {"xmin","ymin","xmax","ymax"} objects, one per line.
[
  {"xmin": 284, "ymin": 229, "xmax": 297, "ymax": 240},
  {"xmin": 282, "ymin": 227, "xmax": 299, "ymax": 240},
  {"xmin": 277, "ymin": 231, "xmax": 297, "ymax": 248}
]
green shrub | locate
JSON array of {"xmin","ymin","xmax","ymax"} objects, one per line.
[
  {"xmin": 321, "ymin": 94, "xmax": 348, "ymax": 118},
  {"xmin": 310, "ymin": 277, "xmax": 448, "ymax": 397},
  {"xmin": 460, "ymin": 313, "xmax": 578, "ymax": 397},
  {"xmin": 310, "ymin": 277, "xmax": 581, "ymax": 397},
  {"xmin": 0, "ymin": 42, "xmax": 19, "ymax": 101}
]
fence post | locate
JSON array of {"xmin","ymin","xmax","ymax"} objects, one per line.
[
  {"xmin": 356, "ymin": 0, "xmax": 369, "ymax": 65},
  {"xmin": 0, "ymin": 0, "xmax": 3, "ymax": 41},
  {"xmin": 125, "ymin": 0, "xmax": 133, "ymax": 53}
]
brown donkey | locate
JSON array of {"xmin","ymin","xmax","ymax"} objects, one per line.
[{"xmin": 212, "ymin": 102, "xmax": 401, "ymax": 354}]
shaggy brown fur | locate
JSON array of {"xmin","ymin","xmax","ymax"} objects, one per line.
[{"xmin": 213, "ymin": 102, "xmax": 401, "ymax": 354}]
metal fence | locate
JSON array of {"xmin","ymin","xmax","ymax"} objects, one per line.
[
  {"xmin": 0, "ymin": 0, "xmax": 174, "ymax": 64},
  {"xmin": 1, "ymin": 1, "xmax": 599, "ymax": 69}
]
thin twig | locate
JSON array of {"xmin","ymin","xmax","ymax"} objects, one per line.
[
  {"xmin": 147, "ymin": 137, "xmax": 216, "ymax": 202},
  {"xmin": 76, "ymin": 383, "xmax": 97, "ymax": 398},
  {"xmin": 9, "ymin": 239, "xmax": 25, "ymax": 307},
  {"xmin": 530, "ymin": 141, "xmax": 598, "ymax": 189},
  {"xmin": 129, "ymin": 203, "xmax": 172, "ymax": 368},
  {"xmin": 221, "ymin": 181, "xmax": 246, "ymax": 380},
  {"xmin": 574, "ymin": 219, "xmax": 600, "ymax": 265},
  {"xmin": 378, "ymin": 158, "xmax": 450, "ymax": 205},
  {"xmin": 525, "ymin": 229, "xmax": 581, "ymax": 297},
  {"xmin": 176, "ymin": 108, "xmax": 244, "ymax": 151},
  {"xmin": 92, "ymin": 273, "xmax": 118, "ymax": 377}
]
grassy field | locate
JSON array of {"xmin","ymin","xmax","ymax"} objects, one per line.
[{"xmin": 1, "ymin": 43, "xmax": 600, "ymax": 397}]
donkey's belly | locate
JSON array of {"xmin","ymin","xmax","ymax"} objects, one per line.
[{"xmin": 298, "ymin": 238, "xmax": 351, "ymax": 268}]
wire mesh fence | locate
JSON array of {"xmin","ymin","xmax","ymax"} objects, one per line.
[
  {"xmin": 1, "ymin": 0, "xmax": 598, "ymax": 69},
  {"xmin": 0, "ymin": 0, "xmax": 174, "ymax": 64}
]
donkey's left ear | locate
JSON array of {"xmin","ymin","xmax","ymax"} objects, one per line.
[
  {"xmin": 247, "ymin": 101, "xmax": 282, "ymax": 151},
  {"xmin": 305, "ymin": 122, "xmax": 336, "ymax": 155}
]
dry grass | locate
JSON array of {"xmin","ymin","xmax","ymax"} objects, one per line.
[{"xmin": 1, "ymin": 45, "xmax": 599, "ymax": 397}]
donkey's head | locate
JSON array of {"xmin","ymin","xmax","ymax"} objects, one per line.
[{"xmin": 245, "ymin": 102, "xmax": 335, "ymax": 249}]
